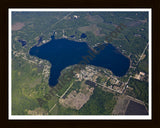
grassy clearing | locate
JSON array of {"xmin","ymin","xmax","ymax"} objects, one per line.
[{"xmin": 12, "ymin": 57, "xmax": 50, "ymax": 114}]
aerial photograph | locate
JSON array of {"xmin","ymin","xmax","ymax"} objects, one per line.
[{"xmin": 9, "ymin": 9, "xmax": 151, "ymax": 119}]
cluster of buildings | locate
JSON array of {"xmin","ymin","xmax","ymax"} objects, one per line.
[
  {"xmin": 99, "ymin": 75, "xmax": 125, "ymax": 94},
  {"xmin": 13, "ymin": 49, "xmax": 51, "ymax": 81},
  {"xmin": 134, "ymin": 71, "xmax": 146, "ymax": 81},
  {"xmin": 42, "ymin": 39, "xmax": 51, "ymax": 44},
  {"xmin": 13, "ymin": 50, "xmax": 38, "ymax": 64},
  {"xmin": 42, "ymin": 64, "xmax": 50, "ymax": 79},
  {"xmin": 75, "ymin": 66, "xmax": 98, "ymax": 82},
  {"xmin": 74, "ymin": 65, "xmax": 126, "ymax": 94},
  {"xmin": 73, "ymin": 15, "xmax": 80, "ymax": 19}
]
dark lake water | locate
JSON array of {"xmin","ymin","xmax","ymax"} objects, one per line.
[
  {"xmin": 81, "ymin": 33, "xmax": 87, "ymax": 38},
  {"xmin": 18, "ymin": 40, "xmax": 27, "ymax": 46},
  {"xmin": 29, "ymin": 35, "xmax": 130, "ymax": 86}
]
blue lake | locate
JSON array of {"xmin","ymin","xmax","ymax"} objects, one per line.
[
  {"xmin": 18, "ymin": 40, "xmax": 27, "ymax": 46},
  {"xmin": 81, "ymin": 33, "xmax": 87, "ymax": 38},
  {"xmin": 29, "ymin": 35, "xmax": 130, "ymax": 86}
]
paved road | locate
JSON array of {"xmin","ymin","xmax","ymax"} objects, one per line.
[
  {"xmin": 49, "ymin": 104, "xmax": 57, "ymax": 113},
  {"xmin": 60, "ymin": 82, "xmax": 73, "ymax": 99},
  {"xmin": 122, "ymin": 42, "xmax": 149, "ymax": 93}
]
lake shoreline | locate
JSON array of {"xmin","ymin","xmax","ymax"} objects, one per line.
[{"xmin": 29, "ymin": 35, "xmax": 130, "ymax": 86}]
